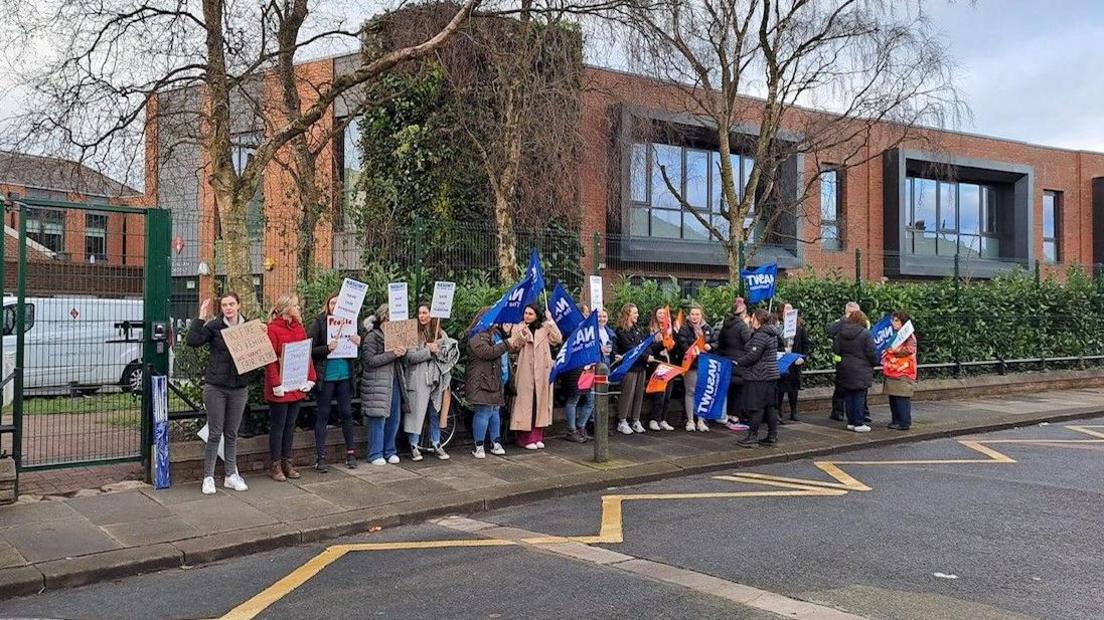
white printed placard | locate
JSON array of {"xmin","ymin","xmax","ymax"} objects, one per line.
[
  {"xmin": 388, "ymin": 282, "xmax": 409, "ymax": 322},
  {"xmin": 783, "ymin": 309, "xmax": 798, "ymax": 339},
  {"xmin": 334, "ymin": 278, "xmax": 368, "ymax": 321},
  {"xmin": 326, "ymin": 315, "xmax": 358, "ymax": 359},
  {"xmin": 430, "ymin": 281, "xmax": 456, "ymax": 319},
  {"xmin": 889, "ymin": 320, "xmax": 914, "ymax": 350},
  {"xmin": 279, "ymin": 339, "xmax": 313, "ymax": 391},
  {"xmin": 589, "ymin": 275, "xmax": 604, "ymax": 312}
]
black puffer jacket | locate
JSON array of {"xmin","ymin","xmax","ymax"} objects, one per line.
[
  {"xmin": 735, "ymin": 324, "xmax": 780, "ymax": 383},
  {"xmin": 832, "ymin": 321, "xmax": 878, "ymax": 390},
  {"xmin": 186, "ymin": 316, "xmax": 252, "ymax": 389},
  {"xmin": 615, "ymin": 324, "xmax": 651, "ymax": 372},
  {"xmin": 717, "ymin": 314, "xmax": 752, "ymax": 383},
  {"xmin": 674, "ymin": 321, "xmax": 717, "ymax": 366}
]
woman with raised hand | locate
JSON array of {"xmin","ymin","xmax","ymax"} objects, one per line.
[
  {"xmin": 613, "ymin": 303, "xmax": 648, "ymax": 435},
  {"xmin": 360, "ymin": 304, "xmax": 408, "ymax": 465},
  {"xmin": 882, "ymin": 311, "xmax": 918, "ymax": 431},
  {"xmin": 676, "ymin": 303, "xmax": 716, "ymax": 432},
  {"xmin": 186, "ymin": 292, "xmax": 252, "ymax": 495},
  {"xmin": 307, "ymin": 293, "xmax": 361, "ymax": 473},
  {"xmin": 465, "ymin": 307, "xmax": 527, "ymax": 459},
  {"xmin": 404, "ymin": 303, "xmax": 459, "ymax": 461},
  {"xmin": 509, "ymin": 303, "xmax": 563, "ymax": 450},
  {"xmin": 264, "ymin": 294, "xmax": 317, "ymax": 481}
]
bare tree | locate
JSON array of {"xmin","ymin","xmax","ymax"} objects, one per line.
[
  {"xmin": 2, "ymin": 0, "xmax": 480, "ymax": 315},
  {"xmin": 617, "ymin": 0, "xmax": 964, "ymax": 282}
]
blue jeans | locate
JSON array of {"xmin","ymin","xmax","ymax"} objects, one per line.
[
  {"xmin": 368, "ymin": 377, "xmax": 403, "ymax": 461},
  {"xmin": 889, "ymin": 396, "xmax": 912, "ymax": 428},
  {"xmin": 564, "ymin": 390, "xmax": 594, "ymax": 430},
  {"xmin": 314, "ymin": 379, "xmax": 355, "ymax": 459},
  {"xmin": 407, "ymin": 402, "xmax": 442, "ymax": 448},
  {"xmin": 472, "ymin": 404, "xmax": 501, "ymax": 447},
  {"xmin": 844, "ymin": 389, "xmax": 867, "ymax": 427}
]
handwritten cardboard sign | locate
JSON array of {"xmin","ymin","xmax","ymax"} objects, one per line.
[
  {"xmin": 280, "ymin": 339, "xmax": 313, "ymax": 391},
  {"xmin": 221, "ymin": 320, "xmax": 276, "ymax": 374},
  {"xmin": 783, "ymin": 309, "xmax": 798, "ymax": 339},
  {"xmin": 326, "ymin": 315, "xmax": 358, "ymax": 359},
  {"xmin": 383, "ymin": 318, "xmax": 420, "ymax": 351}
]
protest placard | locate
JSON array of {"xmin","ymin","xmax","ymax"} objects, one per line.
[
  {"xmin": 280, "ymin": 339, "xmax": 313, "ymax": 391},
  {"xmin": 430, "ymin": 281, "xmax": 456, "ymax": 319},
  {"xmin": 383, "ymin": 318, "xmax": 420, "ymax": 350},
  {"xmin": 890, "ymin": 320, "xmax": 915, "ymax": 350},
  {"xmin": 783, "ymin": 308, "xmax": 798, "ymax": 339},
  {"xmin": 221, "ymin": 319, "xmax": 276, "ymax": 374},
  {"xmin": 388, "ymin": 282, "xmax": 409, "ymax": 321},
  {"xmin": 333, "ymin": 278, "xmax": 368, "ymax": 321},
  {"xmin": 326, "ymin": 315, "xmax": 358, "ymax": 358},
  {"xmin": 589, "ymin": 275, "xmax": 604, "ymax": 311}
]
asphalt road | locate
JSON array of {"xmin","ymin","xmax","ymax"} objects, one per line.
[{"xmin": 2, "ymin": 419, "xmax": 1102, "ymax": 620}]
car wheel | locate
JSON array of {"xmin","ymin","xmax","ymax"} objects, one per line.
[{"xmin": 121, "ymin": 362, "xmax": 143, "ymax": 393}]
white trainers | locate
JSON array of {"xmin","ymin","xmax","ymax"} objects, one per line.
[
  {"xmin": 685, "ymin": 421, "xmax": 696, "ymax": 432},
  {"xmin": 659, "ymin": 421, "xmax": 674, "ymax": 431},
  {"xmin": 697, "ymin": 420, "xmax": 709, "ymax": 432},
  {"xmin": 201, "ymin": 477, "xmax": 216, "ymax": 495},
  {"xmin": 617, "ymin": 420, "xmax": 634, "ymax": 435},
  {"xmin": 535, "ymin": 441, "xmax": 545, "ymax": 449},
  {"xmin": 433, "ymin": 444, "xmax": 450, "ymax": 460},
  {"xmin": 846, "ymin": 425, "xmax": 856, "ymax": 431},
  {"xmin": 410, "ymin": 446, "xmax": 423, "ymax": 462},
  {"xmin": 648, "ymin": 420, "xmax": 661, "ymax": 431},
  {"xmin": 371, "ymin": 457, "xmax": 387, "ymax": 466},
  {"xmin": 223, "ymin": 474, "xmax": 248, "ymax": 492},
  {"xmin": 524, "ymin": 442, "xmax": 539, "ymax": 450},
  {"xmin": 853, "ymin": 425, "xmax": 872, "ymax": 433},
  {"xmin": 387, "ymin": 455, "xmax": 400, "ymax": 464},
  {"xmin": 631, "ymin": 420, "xmax": 646, "ymax": 433},
  {"xmin": 491, "ymin": 442, "xmax": 507, "ymax": 455},
  {"xmin": 472, "ymin": 445, "xmax": 486, "ymax": 459}
]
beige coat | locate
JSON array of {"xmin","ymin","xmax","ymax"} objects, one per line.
[{"xmin": 509, "ymin": 321, "xmax": 563, "ymax": 431}]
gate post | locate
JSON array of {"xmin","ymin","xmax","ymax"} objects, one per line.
[{"xmin": 142, "ymin": 209, "xmax": 172, "ymax": 480}]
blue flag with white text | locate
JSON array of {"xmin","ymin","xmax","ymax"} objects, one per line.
[
  {"xmin": 693, "ymin": 353, "xmax": 731, "ymax": 421},
  {"xmin": 609, "ymin": 333, "xmax": 656, "ymax": 382},
  {"xmin": 870, "ymin": 314, "xmax": 895, "ymax": 358},
  {"xmin": 549, "ymin": 283, "xmax": 584, "ymax": 335},
  {"xmin": 524, "ymin": 248, "xmax": 545, "ymax": 307},
  {"xmin": 468, "ymin": 272, "xmax": 538, "ymax": 335},
  {"xmin": 741, "ymin": 263, "xmax": 778, "ymax": 304},
  {"xmin": 549, "ymin": 312, "xmax": 601, "ymax": 382}
]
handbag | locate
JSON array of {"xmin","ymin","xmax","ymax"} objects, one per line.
[{"xmin": 577, "ymin": 369, "xmax": 596, "ymax": 391}]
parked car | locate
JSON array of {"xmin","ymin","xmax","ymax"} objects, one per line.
[{"xmin": 2, "ymin": 296, "xmax": 145, "ymax": 395}]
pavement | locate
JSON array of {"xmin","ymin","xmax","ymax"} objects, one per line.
[
  {"xmin": 2, "ymin": 420, "xmax": 1101, "ymax": 619},
  {"xmin": 2, "ymin": 386, "xmax": 1104, "ymax": 601}
]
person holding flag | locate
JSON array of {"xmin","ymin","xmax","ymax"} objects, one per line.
[
  {"xmin": 508, "ymin": 304, "xmax": 563, "ymax": 449},
  {"xmin": 465, "ymin": 307, "xmax": 527, "ymax": 459},
  {"xmin": 646, "ymin": 306, "xmax": 678, "ymax": 431},
  {"xmin": 734, "ymin": 309, "xmax": 782, "ymax": 448},
  {"xmin": 775, "ymin": 302, "xmax": 809, "ymax": 424},
  {"xmin": 551, "ymin": 309, "xmax": 602, "ymax": 443},
  {"xmin": 882, "ymin": 311, "xmax": 918, "ymax": 431},
  {"xmin": 613, "ymin": 303, "xmax": 649, "ymax": 435},
  {"xmin": 676, "ymin": 304, "xmax": 716, "ymax": 432}
]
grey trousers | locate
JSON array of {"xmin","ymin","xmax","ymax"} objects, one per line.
[
  {"xmin": 617, "ymin": 368, "xmax": 646, "ymax": 422},
  {"xmin": 203, "ymin": 383, "xmax": 248, "ymax": 478}
]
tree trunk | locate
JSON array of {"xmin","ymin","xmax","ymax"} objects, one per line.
[
  {"xmin": 494, "ymin": 186, "xmax": 518, "ymax": 283},
  {"xmin": 215, "ymin": 186, "xmax": 261, "ymax": 317}
]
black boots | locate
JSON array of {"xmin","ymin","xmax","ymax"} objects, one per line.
[{"xmin": 736, "ymin": 432, "xmax": 761, "ymax": 449}]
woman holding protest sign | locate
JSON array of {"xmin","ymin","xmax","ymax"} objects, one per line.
[
  {"xmin": 264, "ymin": 295, "xmax": 317, "ymax": 481},
  {"xmin": 882, "ymin": 311, "xmax": 918, "ymax": 431},
  {"xmin": 360, "ymin": 304, "xmax": 410, "ymax": 465},
  {"xmin": 307, "ymin": 293, "xmax": 361, "ymax": 473},
  {"xmin": 404, "ymin": 303, "xmax": 459, "ymax": 460},
  {"xmin": 508, "ymin": 304, "xmax": 563, "ymax": 449},
  {"xmin": 776, "ymin": 303, "xmax": 809, "ymax": 424},
  {"xmin": 676, "ymin": 304, "xmax": 716, "ymax": 432},
  {"xmin": 646, "ymin": 306, "xmax": 677, "ymax": 432},
  {"xmin": 832, "ymin": 310, "xmax": 878, "ymax": 433},
  {"xmin": 734, "ymin": 309, "xmax": 782, "ymax": 448},
  {"xmin": 187, "ymin": 292, "xmax": 252, "ymax": 495},
  {"xmin": 614, "ymin": 303, "xmax": 648, "ymax": 435},
  {"xmin": 466, "ymin": 307, "xmax": 527, "ymax": 458}
]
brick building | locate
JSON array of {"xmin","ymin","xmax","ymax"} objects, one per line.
[{"xmin": 149, "ymin": 54, "xmax": 1104, "ymax": 304}]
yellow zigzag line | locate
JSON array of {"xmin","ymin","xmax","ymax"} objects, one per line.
[{"xmin": 216, "ymin": 424, "xmax": 1104, "ymax": 620}]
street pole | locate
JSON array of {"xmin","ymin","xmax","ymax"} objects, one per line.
[{"xmin": 592, "ymin": 362, "xmax": 610, "ymax": 463}]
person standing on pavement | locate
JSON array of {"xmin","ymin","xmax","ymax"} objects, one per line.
[
  {"xmin": 562, "ymin": 305, "xmax": 597, "ymax": 444},
  {"xmin": 465, "ymin": 307, "xmax": 527, "ymax": 458},
  {"xmin": 676, "ymin": 304, "xmax": 716, "ymax": 432},
  {"xmin": 833, "ymin": 310, "xmax": 878, "ymax": 433},
  {"xmin": 187, "ymin": 292, "xmax": 252, "ymax": 495},
  {"xmin": 307, "ymin": 293, "xmax": 360, "ymax": 473},
  {"xmin": 776, "ymin": 303, "xmax": 808, "ymax": 424},
  {"xmin": 509, "ymin": 303, "xmax": 563, "ymax": 450},
  {"xmin": 828, "ymin": 302, "xmax": 867, "ymax": 423},
  {"xmin": 734, "ymin": 309, "xmax": 782, "ymax": 448},
  {"xmin": 718, "ymin": 297, "xmax": 752, "ymax": 432},
  {"xmin": 264, "ymin": 295, "xmax": 317, "ymax": 481},
  {"xmin": 646, "ymin": 306, "xmax": 676, "ymax": 432},
  {"xmin": 882, "ymin": 311, "xmax": 918, "ymax": 431},
  {"xmin": 360, "ymin": 304, "xmax": 408, "ymax": 465},
  {"xmin": 614, "ymin": 303, "xmax": 648, "ymax": 435},
  {"xmin": 404, "ymin": 303, "xmax": 458, "ymax": 461}
]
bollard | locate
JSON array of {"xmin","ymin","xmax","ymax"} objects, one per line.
[{"xmin": 592, "ymin": 362, "xmax": 610, "ymax": 463}]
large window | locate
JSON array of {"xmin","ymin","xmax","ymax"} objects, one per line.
[
  {"xmin": 85, "ymin": 213, "xmax": 107, "ymax": 263},
  {"xmin": 26, "ymin": 207, "xmax": 65, "ymax": 253},
  {"xmin": 629, "ymin": 142, "xmax": 755, "ymax": 242},
  {"xmin": 905, "ymin": 176, "xmax": 999, "ymax": 258},
  {"xmin": 1043, "ymin": 190, "xmax": 1061, "ymax": 263},
  {"xmin": 820, "ymin": 167, "xmax": 843, "ymax": 251}
]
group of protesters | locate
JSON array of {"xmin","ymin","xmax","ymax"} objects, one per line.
[{"xmin": 186, "ymin": 285, "xmax": 918, "ymax": 496}]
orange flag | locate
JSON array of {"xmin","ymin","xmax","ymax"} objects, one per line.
[
  {"xmin": 680, "ymin": 334, "xmax": 706, "ymax": 371},
  {"xmin": 661, "ymin": 305, "xmax": 675, "ymax": 350},
  {"xmin": 646, "ymin": 362, "xmax": 686, "ymax": 394},
  {"xmin": 674, "ymin": 309, "xmax": 685, "ymax": 333}
]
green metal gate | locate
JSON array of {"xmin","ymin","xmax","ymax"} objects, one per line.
[{"xmin": 1, "ymin": 197, "xmax": 170, "ymax": 486}]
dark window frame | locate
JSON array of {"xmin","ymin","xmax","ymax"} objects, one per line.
[
  {"xmin": 1043, "ymin": 190, "xmax": 1062, "ymax": 263},
  {"xmin": 819, "ymin": 166, "xmax": 844, "ymax": 251},
  {"xmin": 25, "ymin": 207, "xmax": 66, "ymax": 253},
  {"xmin": 84, "ymin": 212, "xmax": 108, "ymax": 263},
  {"xmin": 905, "ymin": 175, "xmax": 1001, "ymax": 258}
]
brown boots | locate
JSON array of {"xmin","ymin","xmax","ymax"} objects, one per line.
[{"xmin": 269, "ymin": 459, "xmax": 300, "ymax": 482}]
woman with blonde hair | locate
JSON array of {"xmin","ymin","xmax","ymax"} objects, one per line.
[{"xmin": 264, "ymin": 294, "xmax": 317, "ymax": 481}]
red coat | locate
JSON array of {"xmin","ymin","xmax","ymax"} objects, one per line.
[
  {"xmin": 264, "ymin": 317, "xmax": 317, "ymax": 403},
  {"xmin": 882, "ymin": 334, "xmax": 918, "ymax": 381}
]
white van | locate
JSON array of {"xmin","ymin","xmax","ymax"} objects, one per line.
[{"xmin": 2, "ymin": 296, "xmax": 145, "ymax": 395}]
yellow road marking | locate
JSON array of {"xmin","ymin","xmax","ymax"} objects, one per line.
[{"xmin": 219, "ymin": 546, "xmax": 348, "ymax": 620}]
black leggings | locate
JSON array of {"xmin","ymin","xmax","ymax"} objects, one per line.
[
  {"xmin": 650, "ymin": 384, "xmax": 672, "ymax": 423},
  {"xmin": 269, "ymin": 401, "xmax": 301, "ymax": 461},
  {"xmin": 777, "ymin": 389, "xmax": 798, "ymax": 417},
  {"xmin": 746, "ymin": 406, "xmax": 779, "ymax": 439}
]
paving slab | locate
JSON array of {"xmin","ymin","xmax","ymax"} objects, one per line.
[
  {"xmin": 1, "ymin": 518, "xmax": 122, "ymax": 563},
  {"xmin": 37, "ymin": 543, "xmax": 182, "ymax": 590},
  {"xmin": 67, "ymin": 490, "xmax": 173, "ymax": 526},
  {"xmin": 237, "ymin": 494, "xmax": 344, "ymax": 522},
  {"xmin": 0, "ymin": 541, "xmax": 27, "ymax": 569},
  {"xmin": 0, "ymin": 566, "xmax": 43, "ymax": 598},
  {"xmin": 102, "ymin": 516, "xmax": 202, "ymax": 547},
  {"xmin": 299, "ymin": 478, "xmax": 407, "ymax": 510},
  {"xmin": 0, "ymin": 500, "xmax": 80, "ymax": 529},
  {"xmin": 168, "ymin": 495, "xmax": 273, "ymax": 535}
]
